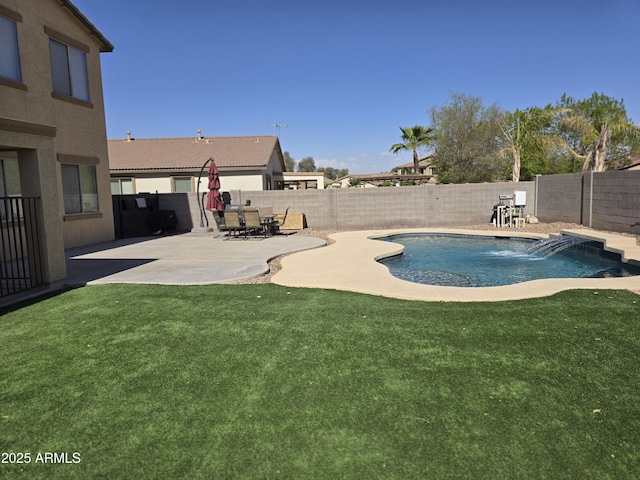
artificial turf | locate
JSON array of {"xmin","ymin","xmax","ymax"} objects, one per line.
[{"xmin": 1, "ymin": 284, "xmax": 639, "ymax": 479}]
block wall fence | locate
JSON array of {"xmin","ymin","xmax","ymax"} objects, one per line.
[{"xmin": 153, "ymin": 171, "xmax": 640, "ymax": 234}]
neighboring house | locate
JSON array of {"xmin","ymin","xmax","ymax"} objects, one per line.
[
  {"xmin": 1, "ymin": 0, "xmax": 114, "ymax": 299},
  {"xmin": 616, "ymin": 154, "xmax": 640, "ymax": 171},
  {"xmin": 393, "ymin": 156, "xmax": 437, "ymax": 179},
  {"xmin": 108, "ymin": 134, "xmax": 286, "ymax": 193},
  {"xmin": 328, "ymin": 157, "xmax": 437, "ymax": 188},
  {"xmin": 328, "ymin": 175, "xmax": 379, "ymax": 188},
  {"xmin": 281, "ymin": 171, "xmax": 329, "ymax": 189}
]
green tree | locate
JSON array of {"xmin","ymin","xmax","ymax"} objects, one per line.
[
  {"xmin": 318, "ymin": 166, "xmax": 336, "ymax": 179},
  {"xmin": 390, "ymin": 125, "xmax": 435, "ymax": 177},
  {"xmin": 297, "ymin": 156, "xmax": 316, "ymax": 172},
  {"xmin": 429, "ymin": 92, "xmax": 504, "ymax": 183},
  {"xmin": 498, "ymin": 106, "xmax": 566, "ymax": 181},
  {"xmin": 283, "ymin": 151, "xmax": 296, "ymax": 172},
  {"xmin": 556, "ymin": 92, "xmax": 640, "ymax": 171},
  {"xmin": 318, "ymin": 167, "xmax": 350, "ymax": 180}
]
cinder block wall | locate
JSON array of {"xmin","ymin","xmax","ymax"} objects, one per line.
[
  {"xmin": 536, "ymin": 171, "xmax": 640, "ymax": 233},
  {"xmin": 148, "ymin": 172, "xmax": 638, "ymax": 234},
  {"xmin": 591, "ymin": 171, "xmax": 640, "ymax": 232},
  {"xmin": 149, "ymin": 183, "xmax": 534, "ymax": 232},
  {"xmin": 535, "ymin": 173, "xmax": 584, "ymax": 224},
  {"xmin": 229, "ymin": 182, "xmax": 535, "ymax": 230},
  {"xmin": 157, "ymin": 193, "xmax": 201, "ymax": 231}
]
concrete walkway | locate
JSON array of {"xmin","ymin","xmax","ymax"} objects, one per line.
[
  {"xmin": 65, "ymin": 232, "xmax": 325, "ymax": 286},
  {"xmin": 272, "ymin": 228, "xmax": 640, "ymax": 302}
]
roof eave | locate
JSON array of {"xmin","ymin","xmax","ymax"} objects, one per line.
[
  {"xmin": 60, "ymin": 0, "xmax": 114, "ymax": 52},
  {"xmin": 110, "ymin": 166, "xmax": 268, "ymax": 174}
]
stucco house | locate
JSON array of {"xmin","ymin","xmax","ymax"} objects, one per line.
[
  {"xmin": 328, "ymin": 175, "xmax": 379, "ymax": 188},
  {"xmin": 108, "ymin": 133, "xmax": 287, "ymax": 194},
  {"xmin": 328, "ymin": 157, "xmax": 437, "ymax": 188},
  {"xmin": 280, "ymin": 171, "xmax": 329, "ymax": 189},
  {"xmin": 393, "ymin": 156, "xmax": 437, "ymax": 179},
  {"xmin": 1, "ymin": 0, "xmax": 114, "ymax": 301}
]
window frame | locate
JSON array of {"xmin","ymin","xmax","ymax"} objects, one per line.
[
  {"xmin": 172, "ymin": 176, "xmax": 193, "ymax": 193},
  {"xmin": 0, "ymin": 155, "xmax": 20, "ymax": 196},
  {"xmin": 0, "ymin": 155, "xmax": 22, "ymax": 222},
  {"xmin": 58, "ymin": 155, "xmax": 101, "ymax": 218},
  {"xmin": 0, "ymin": 7, "xmax": 25, "ymax": 89},
  {"xmin": 46, "ymin": 27, "xmax": 92, "ymax": 106},
  {"xmin": 111, "ymin": 178, "xmax": 134, "ymax": 195}
]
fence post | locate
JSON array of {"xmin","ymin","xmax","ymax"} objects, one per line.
[{"xmin": 589, "ymin": 170, "xmax": 594, "ymax": 229}]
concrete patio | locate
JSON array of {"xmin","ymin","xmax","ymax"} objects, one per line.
[{"xmin": 65, "ymin": 232, "xmax": 326, "ymax": 286}]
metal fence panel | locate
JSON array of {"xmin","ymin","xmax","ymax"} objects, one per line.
[{"xmin": 0, "ymin": 197, "xmax": 44, "ymax": 298}]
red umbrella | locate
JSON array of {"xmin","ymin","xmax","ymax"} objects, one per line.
[{"xmin": 205, "ymin": 161, "xmax": 224, "ymax": 212}]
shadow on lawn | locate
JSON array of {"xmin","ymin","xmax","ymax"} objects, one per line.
[{"xmin": 0, "ymin": 257, "xmax": 155, "ymax": 314}]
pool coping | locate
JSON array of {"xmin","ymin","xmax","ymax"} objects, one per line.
[{"xmin": 271, "ymin": 228, "xmax": 640, "ymax": 302}]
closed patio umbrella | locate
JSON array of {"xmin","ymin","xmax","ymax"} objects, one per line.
[{"xmin": 205, "ymin": 161, "xmax": 224, "ymax": 212}]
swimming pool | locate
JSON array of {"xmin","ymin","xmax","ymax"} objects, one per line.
[{"xmin": 377, "ymin": 234, "xmax": 640, "ymax": 287}]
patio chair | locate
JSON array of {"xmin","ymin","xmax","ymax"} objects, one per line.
[
  {"xmin": 223, "ymin": 210, "xmax": 245, "ymax": 239},
  {"xmin": 243, "ymin": 207, "xmax": 267, "ymax": 238},
  {"xmin": 272, "ymin": 207, "xmax": 290, "ymax": 233},
  {"xmin": 211, "ymin": 209, "xmax": 226, "ymax": 231}
]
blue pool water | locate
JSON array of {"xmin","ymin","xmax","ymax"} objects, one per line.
[{"xmin": 377, "ymin": 234, "xmax": 640, "ymax": 287}]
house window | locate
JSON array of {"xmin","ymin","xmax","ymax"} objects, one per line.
[
  {"xmin": 0, "ymin": 156, "xmax": 21, "ymax": 197},
  {"xmin": 0, "ymin": 14, "xmax": 22, "ymax": 83},
  {"xmin": 111, "ymin": 178, "xmax": 133, "ymax": 195},
  {"xmin": 49, "ymin": 38, "xmax": 89, "ymax": 102},
  {"xmin": 0, "ymin": 156, "xmax": 21, "ymax": 221},
  {"xmin": 61, "ymin": 164, "xmax": 98, "ymax": 214},
  {"xmin": 173, "ymin": 177, "xmax": 192, "ymax": 193}
]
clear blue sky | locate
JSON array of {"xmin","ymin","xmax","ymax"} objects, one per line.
[{"xmin": 73, "ymin": 0, "xmax": 640, "ymax": 174}]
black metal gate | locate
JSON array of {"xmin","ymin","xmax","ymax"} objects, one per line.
[{"xmin": 0, "ymin": 197, "xmax": 44, "ymax": 298}]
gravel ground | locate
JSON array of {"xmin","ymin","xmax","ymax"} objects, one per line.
[{"xmin": 233, "ymin": 222, "xmax": 637, "ymax": 285}]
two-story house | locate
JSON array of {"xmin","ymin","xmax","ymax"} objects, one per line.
[
  {"xmin": 393, "ymin": 157, "xmax": 436, "ymax": 178},
  {"xmin": 0, "ymin": 0, "xmax": 114, "ymax": 301}
]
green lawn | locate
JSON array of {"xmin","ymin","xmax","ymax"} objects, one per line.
[{"xmin": 1, "ymin": 284, "xmax": 639, "ymax": 479}]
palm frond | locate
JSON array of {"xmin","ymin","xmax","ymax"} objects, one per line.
[
  {"xmin": 390, "ymin": 143, "xmax": 408, "ymax": 153},
  {"xmin": 390, "ymin": 125, "xmax": 436, "ymax": 153}
]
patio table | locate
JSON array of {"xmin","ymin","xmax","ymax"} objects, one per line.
[{"xmin": 260, "ymin": 214, "xmax": 276, "ymax": 236}]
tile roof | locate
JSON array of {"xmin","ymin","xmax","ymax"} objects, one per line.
[
  {"xmin": 394, "ymin": 156, "xmax": 433, "ymax": 170},
  {"xmin": 108, "ymin": 136, "xmax": 282, "ymax": 172}
]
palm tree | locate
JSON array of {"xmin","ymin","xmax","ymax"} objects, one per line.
[
  {"xmin": 499, "ymin": 107, "xmax": 565, "ymax": 181},
  {"xmin": 557, "ymin": 93, "xmax": 640, "ymax": 172},
  {"xmin": 390, "ymin": 125, "xmax": 436, "ymax": 177}
]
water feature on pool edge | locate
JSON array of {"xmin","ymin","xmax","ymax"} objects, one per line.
[{"xmin": 377, "ymin": 234, "xmax": 640, "ymax": 287}]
